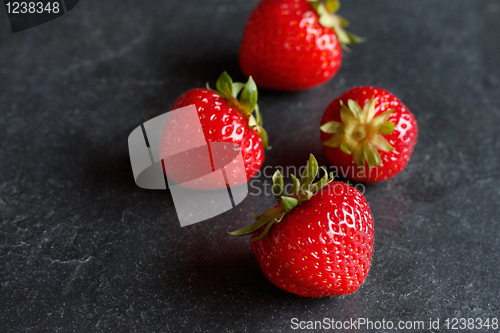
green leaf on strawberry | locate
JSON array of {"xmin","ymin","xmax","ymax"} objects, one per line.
[
  {"xmin": 308, "ymin": 0, "xmax": 365, "ymax": 51},
  {"xmin": 239, "ymin": 76, "xmax": 258, "ymax": 113},
  {"xmin": 212, "ymin": 72, "xmax": 270, "ymax": 150},
  {"xmin": 321, "ymin": 95, "xmax": 396, "ymax": 169},
  {"xmin": 230, "ymin": 154, "xmax": 334, "ymax": 241}
]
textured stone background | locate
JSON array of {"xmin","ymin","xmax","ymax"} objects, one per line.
[{"xmin": 1, "ymin": 0, "xmax": 499, "ymax": 332}]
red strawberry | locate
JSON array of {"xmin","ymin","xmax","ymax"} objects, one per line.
[
  {"xmin": 161, "ymin": 72, "xmax": 269, "ymax": 189},
  {"xmin": 320, "ymin": 86, "xmax": 418, "ymax": 183},
  {"xmin": 239, "ymin": 0, "xmax": 364, "ymax": 91},
  {"xmin": 231, "ymin": 155, "xmax": 374, "ymax": 297}
]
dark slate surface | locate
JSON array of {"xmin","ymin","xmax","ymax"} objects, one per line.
[{"xmin": 1, "ymin": 0, "xmax": 500, "ymax": 332}]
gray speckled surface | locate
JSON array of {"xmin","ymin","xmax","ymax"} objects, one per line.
[{"xmin": 1, "ymin": 0, "xmax": 500, "ymax": 332}]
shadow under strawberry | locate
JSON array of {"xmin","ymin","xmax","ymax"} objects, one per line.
[{"xmin": 173, "ymin": 245, "xmax": 332, "ymax": 303}]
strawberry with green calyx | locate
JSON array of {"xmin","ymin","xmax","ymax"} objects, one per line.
[
  {"xmin": 161, "ymin": 72, "xmax": 269, "ymax": 190},
  {"xmin": 231, "ymin": 155, "xmax": 374, "ymax": 297},
  {"xmin": 239, "ymin": 0, "xmax": 364, "ymax": 91},
  {"xmin": 320, "ymin": 86, "xmax": 418, "ymax": 183}
]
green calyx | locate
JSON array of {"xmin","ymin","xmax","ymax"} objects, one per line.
[
  {"xmin": 308, "ymin": 0, "xmax": 365, "ymax": 51},
  {"xmin": 210, "ymin": 72, "xmax": 270, "ymax": 149},
  {"xmin": 321, "ymin": 96, "xmax": 396, "ymax": 169},
  {"xmin": 229, "ymin": 154, "xmax": 334, "ymax": 241}
]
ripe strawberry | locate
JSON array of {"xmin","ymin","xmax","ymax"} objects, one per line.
[
  {"xmin": 231, "ymin": 155, "xmax": 374, "ymax": 297},
  {"xmin": 239, "ymin": 0, "xmax": 363, "ymax": 91},
  {"xmin": 320, "ymin": 86, "xmax": 418, "ymax": 182},
  {"xmin": 161, "ymin": 72, "xmax": 269, "ymax": 189}
]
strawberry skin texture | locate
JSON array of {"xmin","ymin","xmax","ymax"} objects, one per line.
[
  {"xmin": 251, "ymin": 182, "xmax": 374, "ymax": 297},
  {"xmin": 321, "ymin": 86, "xmax": 418, "ymax": 182},
  {"xmin": 162, "ymin": 88, "xmax": 264, "ymax": 189},
  {"xmin": 239, "ymin": 0, "xmax": 342, "ymax": 91}
]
